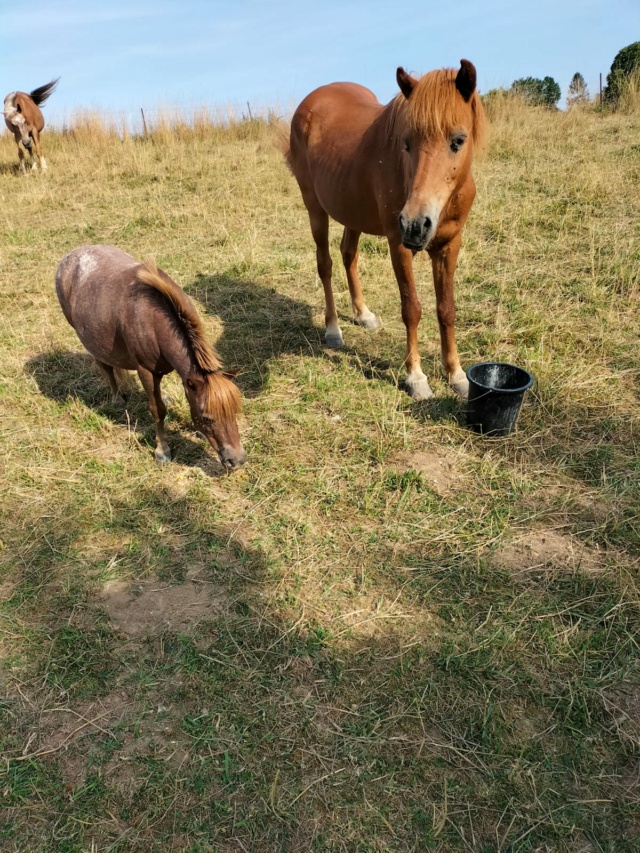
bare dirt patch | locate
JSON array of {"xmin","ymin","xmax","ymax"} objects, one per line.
[
  {"xmin": 492, "ymin": 529, "xmax": 604, "ymax": 575},
  {"xmin": 388, "ymin": 449, "xmax": 469, "ymax": 496},
  {"xmin": 36, "ymin": 688, "xmax": 134, "ymax": 755},
  {"xmin": 100, "ymin": 567, "xmax": 231, "ymax": 637}
]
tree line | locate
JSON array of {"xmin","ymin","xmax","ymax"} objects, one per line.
[{"xmin": 484, "ymin": 40, "xmax": 640, "ymax": 109}]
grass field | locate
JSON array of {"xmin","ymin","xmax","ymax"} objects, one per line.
[{"xmin": 0, "ymin": 96, "xmax": 639, "ymax": 852}]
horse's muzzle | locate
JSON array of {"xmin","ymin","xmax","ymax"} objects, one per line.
[
  {"xmin": 219, "ymin": 445, "xmax": 248, "ymax": 471},
  {"xmin": 399, "ymin": 213, "xmax": 432, "ymax": 251},
  {"xmin": 22, "ymin": 139, "xmax": 32, "ymax": 150}
]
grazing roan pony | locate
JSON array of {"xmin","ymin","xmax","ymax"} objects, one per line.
[
  {"xmin": 287, "ymin": 60, "xmax": 486, "ymax": 400},
  {"xmin": 3, "ymin": 78, "xmax": 59, "ymax": 172},
  {"xmin": 55, "ymin": 245, "xmax": 247, "ymax": 470}
]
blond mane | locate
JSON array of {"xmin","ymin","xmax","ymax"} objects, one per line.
[
  {"xmin": 135, "ymin": 260, "xmax": 241, "ymax": 419},
  {"xmin": 389, "ymin": 67, "xmax": 486, "ymax": 151}
]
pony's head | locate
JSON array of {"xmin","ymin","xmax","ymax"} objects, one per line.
[
  {"xmin": 391, "ymin": 60, "xmax": 486, "ymax": 251},
  {"xmin": 136, "ymin": 260, "xmax": 247, "ymax": 471},
  {"xmin": 183, "ymin": 368, "xmax": 247, "ymax": 471}
]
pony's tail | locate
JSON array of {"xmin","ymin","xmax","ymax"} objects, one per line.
[{"xmin": 29, "ymin": 78, "xmax": 60, "ymax": 106}]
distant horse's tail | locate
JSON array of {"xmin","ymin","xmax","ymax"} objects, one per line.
[{"xmin": 29, "ymin": 78, "xmax": 60, "ymax": 107}]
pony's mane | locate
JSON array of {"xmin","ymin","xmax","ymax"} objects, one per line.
[
  {"xmin": 388, "ymin": 68, "xmax": 486, "ymax": 150},
  {"xmin": 135, "ymin": 260, "xmax": 241, "ymax": 419},
  {"xmin": 28, "ymin": 78, "xmax": 60, "ymax": 107},
  {"xmin": 136, "ymin": 259, "xmax": 221, "ymax": 373}
]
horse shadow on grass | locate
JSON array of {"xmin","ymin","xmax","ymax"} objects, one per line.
[
  {"xmin": 0, "ymin": 162, "xmax": 23, "ymax": 176},
  {"xmin": 186, "ymin": 271, "xmax": 464, "ymax": 425},
  {"xmin": 5, "ymin": 474, "xmax": 638, "ymax": 851},
  {"xmin": 185, "ymin": 272, "xmax": 325, "ymax": 397},
  {"xmin": 25, "ymin": 350, "xmax": 230, "ymax": 476}
]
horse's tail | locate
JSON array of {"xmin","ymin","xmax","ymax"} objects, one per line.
[
  {"xmin": 135, "ymin": 260, "xmax": 222, "ymax": 374},
  {"xmin": 29, "ymin": 78, "xmax": 60, "ymax": 107},
  {"xmin": 274, "ymin": 122, "xmax": 293, "ymax": 173}
]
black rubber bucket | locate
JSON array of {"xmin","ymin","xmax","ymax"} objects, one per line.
[{"xmin": 465, "ymin": 362, "xmax": 534, "ymax": 436}]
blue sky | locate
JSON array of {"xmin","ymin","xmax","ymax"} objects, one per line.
[{"xmin": 2, "ymin": 1, "xmax": 638, "ymax": 125}]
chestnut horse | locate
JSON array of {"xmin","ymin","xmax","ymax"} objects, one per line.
[
  {"xmin": 4, "ymin": 78, "xmax": 59, "ymax": 172},
  {"xmin": 287, "ymin": 60, "xmax": 486, "ymax": 400},
  {"xmin": 55, "ymin": 245, "xmax": 247, "ymax": 470}
]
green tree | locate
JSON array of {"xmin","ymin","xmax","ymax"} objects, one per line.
[
  {"xmin": 566, "ymin": 72, "xmax": 589, "ymax": 108},
  {"xmin": 511, "ymin": 76, "xmax": 561, "ymax": 108},
  {"xmin": 605, "ymin": 41, "xmax": 640, "ymax": 103}
]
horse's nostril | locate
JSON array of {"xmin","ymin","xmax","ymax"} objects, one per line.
[{"xmin": 423, "ymin": 217, "xmax": 432, "ymax": 233}]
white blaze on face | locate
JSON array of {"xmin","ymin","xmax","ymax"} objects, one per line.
[
  {"xmin": 3, "ymin": 94, "xmax": 27, "ymax": 136},
  {"xmin": 3, "ymin": 93, "xmax": 17, "ymax": 119}
]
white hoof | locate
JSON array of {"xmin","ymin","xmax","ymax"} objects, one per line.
[
  {"xmin": 155, "ymin": 450, "xmax": 171, "ymax": 464},
  {"xmin": 405, "ymin": 376, "xmax": 434, "ymax": 400},
  {"xmin": 354, "ymin": 310, "xmax": 380, "ymax": 331},
  {"xmin": 449, "ymin": 369, "xmax": 469, "ymax": 399}
]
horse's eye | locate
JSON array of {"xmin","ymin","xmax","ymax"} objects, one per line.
[
  {"xmin": 403, "ymin": 139, "xmax": 411, "ymax": 153},
  {"xmin": 450, "ymin": 135, "xmax": 466, "ymax": 153}
]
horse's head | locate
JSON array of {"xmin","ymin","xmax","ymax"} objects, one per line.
[
  {"xmin": 183, "ymin": 370, "xmax": 247, "ymax": 470},
  {"xmin": 3, "ymin": 99, "xmax": 31, "ymax": 148},
  {"xmin": 394, "ymin": 60, "xmax": 485, "ymax": 251}
]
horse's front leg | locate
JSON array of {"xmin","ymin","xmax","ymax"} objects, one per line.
[
  {"xmin": 137, "ymin": 367, "xmax": 171, "ymax": 463},
  {"xmin": 31, "ymin": 129, "xmax": 47, "ymax": 171},
  {"xmin": 13, "ymin": 136, "xmax": 27, "ymax": 173},
  {"xmin": 388, "ymin": 239, "xmax": 433, "ymax": 400},
  {"xmin": 429, "ymin": 234, "xmax": 468, "ymax": 398}
]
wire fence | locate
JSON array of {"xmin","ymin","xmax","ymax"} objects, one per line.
[{"xmin": 5, "ymin": 100, "xmax": 296, "ymax": 137}]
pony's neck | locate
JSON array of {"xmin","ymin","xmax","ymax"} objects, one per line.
[{"xmin": 155, "ymin": 309, "xmax": 201, "ymax": 381}]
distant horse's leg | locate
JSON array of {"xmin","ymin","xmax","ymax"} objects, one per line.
[
  {"xmin": 95, "ymin": 360, "xmax": 122, "ymax": 401},
  {"xmin": 11, "ymin": 133, "xmax": 26, "ymax": 173},
  {"xmin": 340, "ymin": 228, "xmax": 379, "ymax": 331},
  {"xmin": 429, "ymin": 235, "xmax": 468, "ymax": 398},
  {"xmin": 137, "ymin": 367, "xmax": 171, "ymax": 463},
  {"xmin": 388, "ymin": 237, "xmax": 433, "ymax": 400},
  {"xmin": 31, "ymin": 129, "xmax": 46, "ymax": 171},
  {"xmin": 17, "ymin": 144, "xmax": 27, "ymax": 173},
  {"xmin": 307, "ymin": 205, "xmax": 343, "ymax": 347}
]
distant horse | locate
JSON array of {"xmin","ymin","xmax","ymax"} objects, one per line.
[
  {"xmin": 55, "ymin": 245, "xmax": 247, "ymax": 470},
  {"xmin": 287, "ymin": 60, "xmax": 486, "ymax": 400},
  {"xmin": 4, "ymin": 78, "xmax": 59, "ymax": 172}
]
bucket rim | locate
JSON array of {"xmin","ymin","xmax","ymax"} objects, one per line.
[{"xmin": 466, "ymin": 361, "xmax": 534, "ymax": 394}]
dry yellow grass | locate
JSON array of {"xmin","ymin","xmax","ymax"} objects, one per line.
[{"xmin": 0, "ymin": 98, "xmax": 639, "ymax": 851}]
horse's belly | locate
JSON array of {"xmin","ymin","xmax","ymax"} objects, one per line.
[
  {"xmin": 73, "ymin": 318, "xmax": 137, "ymax": 371},
  {"xmin": 314, "ymin": 173, "xmax": 386, "ymax": 236}
]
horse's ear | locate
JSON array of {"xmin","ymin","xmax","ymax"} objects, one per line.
[
  {"xmin": 397, "ymin": 67, "xmax": 417, "ymax": 100},
  {"xmin": 456, "ymin": 59, "xmax": 477, "ymax": 102}
]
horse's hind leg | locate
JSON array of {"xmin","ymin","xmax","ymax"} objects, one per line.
[
  {"xmin": 137, "ymin": 367, "xmax": 171, "ymax": 463},
  {"xmin": 340, "ymin": 228, "xmax": 379, "ymax": 331},
  {"xmin": 306, "ymin": 204, "xmax": 343, "ymax": 348},
  {"xmin": 96, "ymin": 360, "xmax": 126, "ymax": 402}
]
